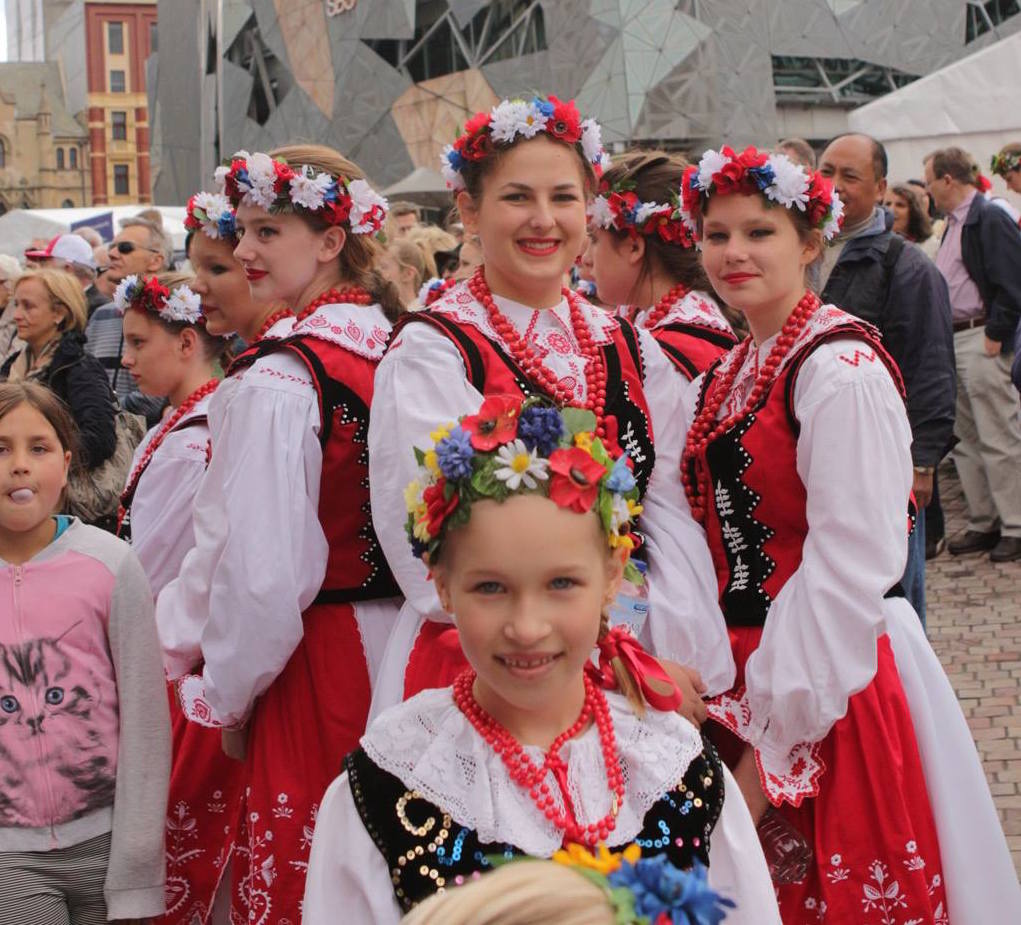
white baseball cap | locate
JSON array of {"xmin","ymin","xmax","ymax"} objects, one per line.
[{"xmin": 24, "ymin": 234, "xmax": 98, "ymax": 271}]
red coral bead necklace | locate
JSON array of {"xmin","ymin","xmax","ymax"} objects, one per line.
[
  {"xmin": 295, "ymin": 286, "xmax": 373, "ymax": 322},
  {"xmin": 681, "ymin": 290, "xmax": 820, "ymax": 522},
  {"xmin": 640, "ymin": 281, "xmax": 690, "ymax": 329},
  {"xmin": 251, "ymin": 307, "xmax": 294, "ymax": 342},
  {"xmin": 452, "ymin": 668, "xmax": 625, "ymax": 847},
  {"xmin": 468, "ymin": 268, "xmax": 608, "ymax": 438}
]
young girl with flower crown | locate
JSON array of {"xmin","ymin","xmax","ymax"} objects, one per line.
[
  {"xmin": 155, "ymin": 147, "xmax": 403, "ymax": 922},
  {"xmin": 114, "ymin": 257, "xmax": 243, "ymax": 925},
  {"xmin": 582, "ymin": 151, "xmax": 737, "ymax": 379},
  {"xmin": 679, "ymin": 146, "xmax": 1020, "ymax": 922},
  {"xmin": 304, "ymin": 398, "xmax": 778, "ymax": 924},
  {"xmin": 369, "ymin": 95, "xmax": 733, "ymax": 720}
]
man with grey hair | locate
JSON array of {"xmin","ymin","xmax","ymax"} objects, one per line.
[{"xmin": 85, "ymin": 214, "xmax": 173, "ymax": 417}]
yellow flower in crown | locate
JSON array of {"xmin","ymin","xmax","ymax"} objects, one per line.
[
  {"xmin": 574, "ymin": 432, "xmax": 594, "ymax": 451},
  {"xmin": 553, "ymin": 842, "xmax": 642, "ymax": 876}
]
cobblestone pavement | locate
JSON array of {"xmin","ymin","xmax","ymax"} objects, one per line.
[{"xmin": 926, "ymin": 464, "xmax": 1021, "ymax": 872}]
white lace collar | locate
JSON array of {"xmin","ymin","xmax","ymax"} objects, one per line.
[
  {"xmin": 290, "ymin": 302, "xmax": 391, "ymax": 361},
  {"xmin": 360, "ymin": 686, "xmax": 704, "ymax": 856},
  {"xmin": 635, "ymin": 290, "xmax": 734, "ymax": 336}
]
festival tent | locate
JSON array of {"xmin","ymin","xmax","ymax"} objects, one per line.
[
  {"xmin": 847, "ymin": 30, "xmax": 1021, "ymax": 204},
  {"xmin": 383, "ymin": 167, "xmax": 451, "ymax": 209}
]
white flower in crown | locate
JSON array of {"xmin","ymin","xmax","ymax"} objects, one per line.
[
  {"xmin": 347, "ymin": 179, "xmax": 389, "ymax": 235},
  {"xmin": 634, "ymin": 201, "xmax": 669, "ymax": 225},
  {"xmin": 213, "ymin": 164, "xmax": 230, "ymax": 193},
  {"xmin": 580, "ymin": 118, "xmax": 604, "ymax": 165},
  {"xmin": 440, "ymin": 145, "xmax": 465, "ymax": 191},
  {"xmin": 161, "ymin": 285, "xmax": 203, "ymax": 324},
  {"xmin": 241, "ymin": 152, "xmax": 279, "ymax": 210},
  {"xmin": 289, "ymin": 167, "xmax": 334, "ymax": 211},
  {"xmin": 490, "ymin": 99, "xmax": 547, "ymax": 144},
  {"xmin": 588, "ymin": 196, "xmax": 615, "ymax": 230},
  {"xmin": 112, "ymin": 274, "xmax": 141, "ymax": 312},
  {"xmin": 764, "ymin": 154, "xmax": 810, "ymax": 210},
  {"xmin": 493, "ymin": 439, "xmax": 549, "ymax": 491},
  {"xmin": 608, "ymin": 493, "xmax": 632, "ymax": 534},
  {"xmin": 823, "ymin": 192, "xmax": 845, "ymax": 241},
  {"xmin": 696, "ymin": 149, "xmax": 732, "ymax": 191}
]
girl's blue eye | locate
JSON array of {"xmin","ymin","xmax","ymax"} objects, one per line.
[
  {"xmin": 550, "ymin": 577, "xmax": 576, "ymax": 590},
  {"xmin": 474, "ymin": 581, "xmax": 503, "ymax": 594}
]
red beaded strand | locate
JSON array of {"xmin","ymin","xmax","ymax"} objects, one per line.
[
  {"xmin": 452, "ymin": 669, "xmax": 624, "ymax": 847},
  {"xmin": 641, "ymin": 281, "xmax": 690, "ymax": 330},
  {"xmin": 251, "ymin": 307, "xmax": 294, "ymax": 342},
  {"xmin": 468, "ymin": 269, "xmax": 609, "ymax": 438},
  {"xmin": 117, "ymin": 378, "xmax": 220, "ymax": 531},
  {"xmin": 295, "ymin": 286, "xmax": 374, "ymax": 322},
  {"xmin": 681, "ymin": 291, "xmax": 821, "ymax": 522}
]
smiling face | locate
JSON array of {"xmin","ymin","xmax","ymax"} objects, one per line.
[
  {"xmin": 0, "ymin": 403, "xmax": 71, "ymax": 538},
  {"xmin": 457, "ymin": 135, "xmax": 589, "ymax": 307},
  {"xmin": 700, "ymin": 193, "xmax": 820, "ymax": 340},
  {"xmin": 187, "ymin": 232, "xmax": 257, "ymax": 336},
  {"xmin": 432, "ymin": 493, "xmax": 622, "ymax": 737}
]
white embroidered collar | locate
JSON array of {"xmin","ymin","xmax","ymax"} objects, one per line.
[
  {"xmin": 291, "ymin": 301, "xmax": 391, "ymax": 361},
  {"xmin": 360, "ymin": 686, "xmax": 705, "ymax": 856},
  {"xmin": 635, "ymin": 290, "xmax": 734, "ymax": 336}
]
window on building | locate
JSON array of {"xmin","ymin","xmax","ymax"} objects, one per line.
[
  {"xmin": 56, "ymin": 148, "xmax": 65, "ymax": 170},
  {"xmin": 108, "ymin": 22, "xmax": 124, "ymax": 55},
  {"xmin": 112, "ymin": 111, "xmax": 128, "ymax": 141},
  {"xmin": 965, "ymin": 0, "xmax": 1021, "ymax": 42},
  {"xmin": 150, "ymin": 21, "xmax": 158, "ymax": 53},
  {"xmin": 69, "ymin": 147, "xmax": 77, "ymax": 169},
  {"xmin": 114, "ymin": 164, "xmax": 129, "ymax": 196},
  {"xmin": 110, "ymin": 70, "xmax": 126, "ymax": 93}
]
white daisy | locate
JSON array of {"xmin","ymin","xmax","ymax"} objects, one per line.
[
  {"xmin": 112, "ymin": 275, "xmax": 140, "ymax": 312},
  {"xmin": 587, "ymin": 196, "xmax": 616, "ymax": 229},
  {"xmin": 161, "ymin": 285, "xmax": 203, "ymax": 324},
  {"xmin": 489, "ymin": 100, "xmax": 531, "ymax": 143},
  {"xmin": 347, "ymin": 179, "xmax": 389, "ymax": 234},
  {"xmin": 634, "ymin": 200, "xmax": 668, "ymax": 226},
  {"xmin": 608, "ymin": 493, "xmax": 632, "ymax": 533},
  {"xmin": 493, "ymin": 439, "xmax": 549, "ymax": 490},
  {"xmin": 696, "ymin": 148, "xmax": 732, "ymax": 191},
  {"xmin": 289, "ymin": 167, "xmax": 333, "ymax": 211},
  {"xmin": 765, "ymin": 154, "xmax": 810, "ymax": 210},
  {"xmin": 580, "ymin": 118, "xmax": 604, "ymax": 164},
  {"xmin": 440, "ymin": 145, "xmax": 465, "ymax": 191}
]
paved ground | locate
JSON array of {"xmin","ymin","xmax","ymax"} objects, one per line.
[{"xmin": 926, "ymin": 463, "xmax": 1021, "ymax": 873}]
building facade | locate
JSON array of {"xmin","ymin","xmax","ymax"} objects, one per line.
[
  {"xmin": 0, "ymin": 61, "xmax": 90, "ymax": 213},
  {"xmin": 4, "ymin": 0, "xmax": 157, "ymax": 205},
  {"xmin": 149, "ymin": 1, "xmax": 1021, "ymax": 205}
]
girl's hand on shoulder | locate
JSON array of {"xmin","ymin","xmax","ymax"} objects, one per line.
[{"xmin": 659, "ymin": 659, "xmax": 708, "ymax": 727}]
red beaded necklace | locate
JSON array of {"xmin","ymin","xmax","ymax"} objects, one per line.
[
  {"xmin": 681, "ymin": 290, "xmax": 821, "ymax": 522},
  {"xmin": 452, "ymin": 669, "xmax": 624, "ymax": 847},
  {"xmin": 251, "ymin": 307, "xmax": 294, "ymax": 342},
  {"xmin": 295, "ymin": 286, "xmax": 373, "ymax": 323},
  {"xmin": 468, "ymin": 268, "xmax": 609, "ymax": 438},
  {"xmin": 117, "ymin": 378, "xmax": 220, "ymax": 532},
  {"xmin": 641, "ymin": 281, "xmax": 690, "ymax": 329}
]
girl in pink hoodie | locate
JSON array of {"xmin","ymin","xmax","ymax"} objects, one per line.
[{"xmin": 0, "ymin": 381, "xmax": 170, "ymax": 924}]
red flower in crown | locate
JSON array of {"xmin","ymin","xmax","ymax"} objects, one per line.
[
  {"xmin": 322, "ymin": 197, "xmax": 352, "ymax": 226},
  {"xmin": 463, "ymin": 111, "xmax": 492, "ymax": 137},
  {"xmin": 423, "ymin": 479, "xmax": 459, "ymax": 537},
  {"xmin": 546, "ymin": 95, "xmax": 583, "ymax": 144},
  {"xmin": 456, "ymin": 129, "xmax": 493, "ymax": 162},
  {"xmin": 806, "ymin": 174, "xmax": 833, "ymax": 226},
  {"xmin": 549, "ymin": 447, "xmax": 607, "ymax": 513},
  {"xmin": 222, "ymin": 157, "xmax": 247, "ymax": 200},
  {"xmin": 272, "ymin": 159, "xmax": 296, "ymax": 191},
  {"xmin": 656, "ymin": 216, "xmax": 693, "ymax": 247},
  {"xmin": 142, "ymin": 276, "xmax": 170, "ymax": 309},
  {"xmin": 681, "ymin": 164, "xmax": 700, "ymax": 213},
  {"xmin": 184, "ymin": 195, "xmax": 202, "ymax": 231},
  {"xmin": 461, "ymin": 395, "xmax": 522, "ymax": 450}
]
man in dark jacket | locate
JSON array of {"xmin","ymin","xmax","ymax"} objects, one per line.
[
  {"xmin": 925, "ymin": 146, "xmax": 1021, "ymax": 563},
  {"xmin": 819, "ymin": 134, "xmax": 956, "ymax": 622}
]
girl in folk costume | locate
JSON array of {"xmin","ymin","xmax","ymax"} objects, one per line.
[
  {"xmin": 115, "ymin": 247, "xmax": 244, "ymax": 921},
  {"xmin": 369, "ymin": 96, "xmax": 733, "ymax": 717},
  {"xmin": 582, "ymin": 151, "xmax": 738, "ymax": 379},
  {"xmin": 155, "ymin": 147, "xmax": 403, "ymax": 924},
  {"xmin": 304, "ymin": 399, "xmax": 779, "ymax": 925},
  {"xmin": 680, "ymin": 147, "xmax": 1021, "ymax": 923}
]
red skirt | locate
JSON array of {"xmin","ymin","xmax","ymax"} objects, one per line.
[
  {"xmin": 403, "ymin": 618, "xmax": 470, "ymax": 699},
  {"xmin": 714, "ymin": 629, "xmax": 949, "ymax": 925},
  {"xmin": 152, "ymin": 682, "xmax": 244, "ymax": 925},
  {"xmin": 230, "ymin": 601, "xmax": 372, "ymax": 925}
]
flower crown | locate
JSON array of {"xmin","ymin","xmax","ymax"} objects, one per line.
[
  {"xmin": 589, "ymin": 179, "xmax": 695, "ymax": 248},
  {"xmin": 680, "ymin": 146, "xmax": 844, "ymax": 243},
  {"xmin": 991, "ymin": 150, "xmax": 1021, "ymax": 177},
  {"xmin": 184, "ymin": 191, "xmax": 237, "ymax": 241},
  {"xmin": 543, "ymin": 844, "xmax": 734, "ymax": 924},
  {"xmin": 405, "ymin": 396, "xmax": 643, "ymax": 577},
  {"xmin": 418, "ymin": 275, "xmax": 457, "ymax": 307},
  {"xmin": 215, "ymin": 150, "xmax": 389, "ymax": 236},
  {"xmin": 113, "ymin": 275, "xmax": 202, "ymax": 325},
  {"xmin": 441, "ymin": 95, "xmax": 609, "ymax": 192}
]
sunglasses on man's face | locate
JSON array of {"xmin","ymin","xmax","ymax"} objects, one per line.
[{"xmin": 113, "ymin": 240, "xmax": 160, "ymax": 255}]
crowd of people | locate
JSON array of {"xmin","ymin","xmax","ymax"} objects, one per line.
[{"xmin": 0, "ymin": 97, "xmax": 1020, "ymax": 925}]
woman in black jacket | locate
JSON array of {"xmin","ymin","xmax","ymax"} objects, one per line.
[{"xmin": 2, "ymin": 268, "xmax": 116, "ymax": 470}]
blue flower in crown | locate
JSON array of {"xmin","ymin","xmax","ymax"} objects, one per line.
[
  {"xmin": 534, "ymin": 97, "xmax": 555, "ymax": 118},
  {"xmin": 517, "ymin": 404, "xmax": 565, "ymax": 457},
  {"xmin": 608, "ymin": 856, "xmax": 735, "ymax": 925},
  {"xmin": 606, "ymin": 455, "xmax": 637, "ymax": 494},
  {"xmin": 217, "ymin": 212, "xmax": 237, "ymax": 238},
  {"xmin": 746, "ymin": 162, "xmax": 776, "ymax": 193},
  {"xmin": 435, "ymin": 426, "xmax": 475, "ymax": 481}
]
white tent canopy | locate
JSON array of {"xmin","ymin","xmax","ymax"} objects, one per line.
[{"xmin": 848, "ymin": 30, "xmax": 1021, "ymax": 203}]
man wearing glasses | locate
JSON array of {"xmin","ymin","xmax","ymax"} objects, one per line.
[{"xmin": 85, "ymin": 216, "xmax": 172, "ymax": 421}]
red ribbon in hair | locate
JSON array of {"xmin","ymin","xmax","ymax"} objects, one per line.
[{"xmin": 587, "ymin": 626, "xmax": 684, "ymax": 712}]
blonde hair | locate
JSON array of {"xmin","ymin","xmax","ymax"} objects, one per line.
[
  {"xmin": 406, "ymin": 225, "xmax": 458, "ymax": 264},
  {"xmin": 388, "ymin": 238, "xmax": 431, "ymax": 289},
  {"xmin": 15, "ymin": 268, "xmax": 88, "ymax": 333},
  {"xmin": 270, "ymin": 144, "xmax": 404, "ymax": 321},
  {"xmin": 0, "ymin": 254, "xmax": 24, "ymax": 288},
  {"xmin": 400, "ymin": 861, "xmax": 614, "ymax": 925}
]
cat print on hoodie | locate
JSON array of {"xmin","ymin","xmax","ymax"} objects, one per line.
[{"xmin": 0, "ymin": 628, "xmax": 116, "ymax": 828}]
